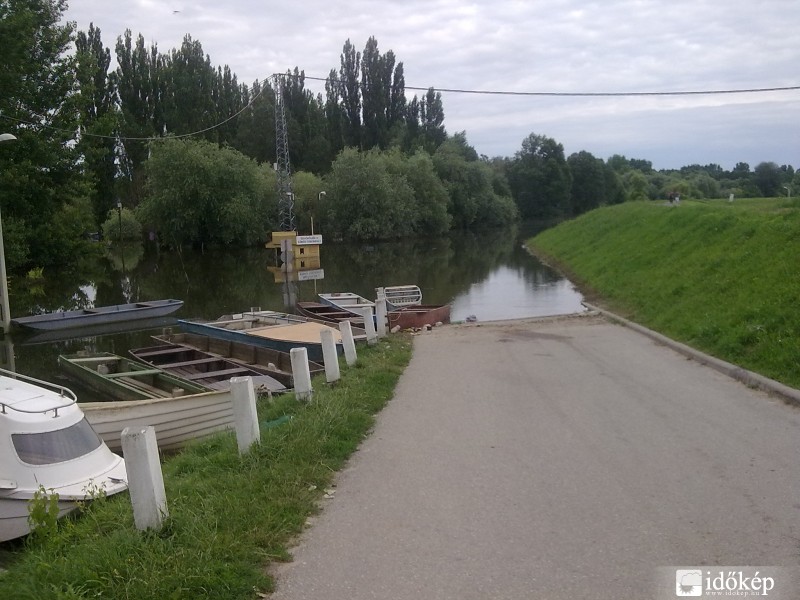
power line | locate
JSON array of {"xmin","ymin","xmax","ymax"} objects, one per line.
[
  {"xmin": 303, "ymin": 74, "xmax": 800, "ymax": 97},
  {"xmin": 2, "ymin": 73, "xmax": 797, "ymax": 144}
]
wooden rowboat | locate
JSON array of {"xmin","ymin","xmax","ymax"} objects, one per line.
[
  {"xmin": 150, "ymin": 330, "xmax": 325, "ymax": 387},
  {"xmin": 12, "ymin": 299, "xmax": 184, "ymax": 331},
  {"xmin": 128, "ymin": 344, "xmax": 287, "ymax": 393}
]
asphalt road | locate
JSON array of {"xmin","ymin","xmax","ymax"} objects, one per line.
[{"xmin": 270, "ymin": 314, "xmax": 800, "ymax": 599}]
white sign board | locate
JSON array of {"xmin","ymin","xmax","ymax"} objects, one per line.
[
  {"xmin": 295, "ymin": 235, "xmax": 323, "ymax": 246},
  {"xmin": 298, "ymin": 269, "xmax": 325, "ymax": 281}
]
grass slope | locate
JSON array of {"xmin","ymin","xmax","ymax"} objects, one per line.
[
  {"xmin": 0, "ymin": 335, "xmax": 412, "ymax": 599},
  {"xmin": 529, "ymin": 199, "xmax": 800, "ymax": 389}
]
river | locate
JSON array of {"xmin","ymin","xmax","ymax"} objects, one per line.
[{"xmin": 4, "ymin": 225, "xmax": 584, "ymax": 388}]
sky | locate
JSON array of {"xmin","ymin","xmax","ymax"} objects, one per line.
[{"xmin": 63, "ymin": 0, "xmax": 800, "ymax": 171}]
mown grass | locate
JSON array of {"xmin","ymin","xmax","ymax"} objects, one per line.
[
  {"xmin": 529, "ymin": 198, "xmax": 800, "ymax": 389},
  {"xmin": 0, "ymin": 335, "xmax": 412, "ymax": 599}
]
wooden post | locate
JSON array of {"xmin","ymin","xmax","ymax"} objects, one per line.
[
  {"xmin": 320, "ymin": 328, "xmax": 341, "ymax": 383},
  {"xmin": 339, "ymin": 320, "xmax": 358, "ymax": 366},
  {"xmin": 290, "ymin": 347, "xmax": 313, "ymax": 401},
  {"xmin": 230, "ymin": 377, "xmax": 260, "ymax": 453},
  {"xmin": 121, "ymin": 426, "xmax": 168, "ymax": 532}
]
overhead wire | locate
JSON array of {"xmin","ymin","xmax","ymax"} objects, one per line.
[{"xmin": 1, "ymin": 72, "xmax": 797, "ymax": 143}]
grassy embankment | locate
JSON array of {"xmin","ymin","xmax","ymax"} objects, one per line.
[
  {"xmin": 0, "ymin": 335, "xmax": 412, "ymax": 599},
  {"xmin": 529, "ymin": 198, "xmax": 800, "ymax": 389}
]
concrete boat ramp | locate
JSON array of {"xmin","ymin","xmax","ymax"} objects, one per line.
[{"xmin": 270, "ymin": 313, "xmax": 800, "ymax": 599}]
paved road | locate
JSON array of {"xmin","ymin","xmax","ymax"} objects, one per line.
[{"xmin": 270, "ymin": 315, "xmax": 800, "ymax": 599}]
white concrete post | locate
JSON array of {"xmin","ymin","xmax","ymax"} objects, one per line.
[
  {"xmin": 121, "ymin": 426, "xmax": 168, "ymax": 532},
  {"xmin": 339, "ymin": 320, "xmax": 358, "ymax": 366},
  {"xmin": 230, "ymin": 377, "xmax": 260, "ymax": 453},
  {"xmin": 290, "ymin": 347, "xmax": 313, "ymax": 401},
  {"xmin": 320, "ymin": 328, "xmax": 341, "ymax": 383},
  {"xmin": 361, "ymin": 306, "xmax": 378, "ymax": 345},
  {"xmin": 375, "ymin": 296, "xmax": 388, "ymax": 338}
]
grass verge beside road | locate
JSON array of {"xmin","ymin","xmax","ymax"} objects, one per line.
[
  {"xmin": 0, "ymin": 335, "xmax": 412, "ymax": 599},
  {"xmin": 529, "ymin": 198, "xmax": 800, "ymax": 389}
]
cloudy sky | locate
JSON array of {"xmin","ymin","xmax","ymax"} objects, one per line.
[{"xmin": 63, "ymin": 0, "xmax": 799, "ymax": 170}]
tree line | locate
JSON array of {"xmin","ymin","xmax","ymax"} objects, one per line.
[{"xmin": 0, "ymin": 0, "xmax": 796, "ymax": 275}]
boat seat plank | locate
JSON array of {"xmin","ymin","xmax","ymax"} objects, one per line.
[
  {"xmin": 106, "ymin": 369, "xmax": 164, "ymax": 378},
  {"xmin": 159, "ymin": 357, "xmax": 222, "ymax": 368},
  {"xmin": 182, "ymin": 367, "xmax": 251, "ymax": 380},
  {"xmin": 133, "ymin": 347, "xmax": 187, "ymax": 357}
]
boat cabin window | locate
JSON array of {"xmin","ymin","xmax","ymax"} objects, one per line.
[{"xmin": 12, "ymin": 418, "xmax": 103, "ymax": 465}]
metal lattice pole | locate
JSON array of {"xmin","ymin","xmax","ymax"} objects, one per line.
[{"xmin": 273, "ymin": 74, "xmax": 296, "ymax": 232}]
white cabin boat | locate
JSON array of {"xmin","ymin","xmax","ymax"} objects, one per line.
[{"xmin": 0, "ymin": 369, "xmax": 128, "ymax": 542}]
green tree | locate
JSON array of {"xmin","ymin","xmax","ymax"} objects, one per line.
[
  {"xmin": 0, "ymin": 0, "xmax": 98, "ymax": 272},
  {"xmin": 507, "ymin": 133, "xmax": 571, "ymax": 218},
  {"xmin": 75, "ymin": 23, "xmax": 118, "ymax": 227},
  {"xmin": 339, "ymin": 39, "xmax": 361, "ymax": 148},
  {"xmin": 138, "ymin": 138, "xmax": 276, "ymax": 248},
  {"xmin": 753, "ymin": 162, "xmax": 782, "ymax": 196},
  {"xmin": 326, "ymin": 148, "xmax": 414, "ymax": 241},
  {"xmin": 567, "ymin": 151, "xmax": 605, "ymax": 214}
]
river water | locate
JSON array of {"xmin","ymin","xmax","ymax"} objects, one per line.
[{"xmin": 5, "ymin": 225, "xmax": 584, "ymax": 387}]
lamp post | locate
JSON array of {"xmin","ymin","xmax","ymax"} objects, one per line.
[
  {"xmin": 0, "ymin": 133, "xmax": 17, "ymax": 335},
  {"xmin": 313, "ymin": 191, "xmax": 326, "ymax": 235},
  {"xmin": 117, "ymin": 201, "xmax": 123, "ymax": 243},
  {"xmin": 784, "ymin": 186, "xmax": 791, "ymax": 199}
]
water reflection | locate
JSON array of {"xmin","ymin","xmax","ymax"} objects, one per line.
[{"xmin": 6, "ymin": 225, "xmax": 584, "ymax": 381}]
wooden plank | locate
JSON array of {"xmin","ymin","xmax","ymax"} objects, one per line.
[
  {"xmin": 105, "ymin": 369, "xmax": 164, "ymax": 378},
  {"xmin": 182, "ymin": 367, "xmax": 250, "ymax": 380}
]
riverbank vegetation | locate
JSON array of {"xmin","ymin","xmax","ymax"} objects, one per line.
[
  {"xmin": 529, "ymin": 198, "xmax": 800, "ymax": 389},
  {"xmin": 2, "ymin": 1, "xmax": 796, "ymax": 276},
  {"xmin": 0, "ymin": 334, "xmax": 412, "ymax": 599}
]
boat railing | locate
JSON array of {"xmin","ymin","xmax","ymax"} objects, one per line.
[{"xmin": 0, "ymin": 367, "xmax": 78, "ymax": 417}]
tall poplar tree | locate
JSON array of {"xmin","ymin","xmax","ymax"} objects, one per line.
[{"xmin": 75, "ymin": 23, "xmax": 118, "ymax": 225}]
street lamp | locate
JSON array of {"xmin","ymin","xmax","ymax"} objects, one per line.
[
  {"xmin": 0, "ymin": 133, "xmax": 17, "ymax": 335},
  {"xmin": 312, "ymin": 191, "xmax": 326, "ymax": 235},
  {"xmin": 784, "ymin": 186, "xmax": 791, "ymax": 199}
]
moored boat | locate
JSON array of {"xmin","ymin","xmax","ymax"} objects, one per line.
[
  {"xmin": 0, "ymin": 369, "xmax": 128, "ymax": 542},
  {"xmin": 128, "ymin": 344, "xmax": 287, "ymax": 393},
  {"xmin": 318, "ymin": 292, "xmax": 374, "ymax": 317},
  {"xmin": 150, "ymin": 330, "xmax": 325, "ymax": 387},
  {"xmin": 378, "ymin": 285, "xmax": 423, "ymax": 311},
  {"xmin": 178, "ymin": 310, "xmax": 359, "ymax": 363},
  {"xmin": 387, "ymin": 304, "xmax": 451, "ymax": 329},
  {"xmin": 58, "ymin": 352, "xmax": 210, "ymax": 401},
  {"xmin": 12, "ymin": 299, "xmax": 184, "ymax": 331},
  {"xmin": 295, "ymin": 301, "xmax": 366, "ymax": 327}
]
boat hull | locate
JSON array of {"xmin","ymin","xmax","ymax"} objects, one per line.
[
  {"xmin": 81, "ymin": 391, "xmax": 234, "ymax": 453},
  {"xmin": 387, "ymin": 304, "xmax": 451, "ymax": 329},
  {"xmin": 151, "ymin": 331, "xmax": 325, "ymax": 387},
  {"xmin": 129, "ymin": 344, "xmax": 287, "ymax": 393},
  {"xmin": 12, "ymin": 299, "xmax": 184, "ymax": 331},
  {"xmin": 178, "ymin": 317, "xmax": 344, "ymax": 363}
]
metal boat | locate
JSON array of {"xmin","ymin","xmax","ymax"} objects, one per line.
[{"xmin": 11, "ymin": 299, "xmax": 184, "ymax": 331}]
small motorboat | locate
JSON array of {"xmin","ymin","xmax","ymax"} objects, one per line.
[{"xmin": 0, "ymin": 368, "xmax": 128, "ymax": 542}]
